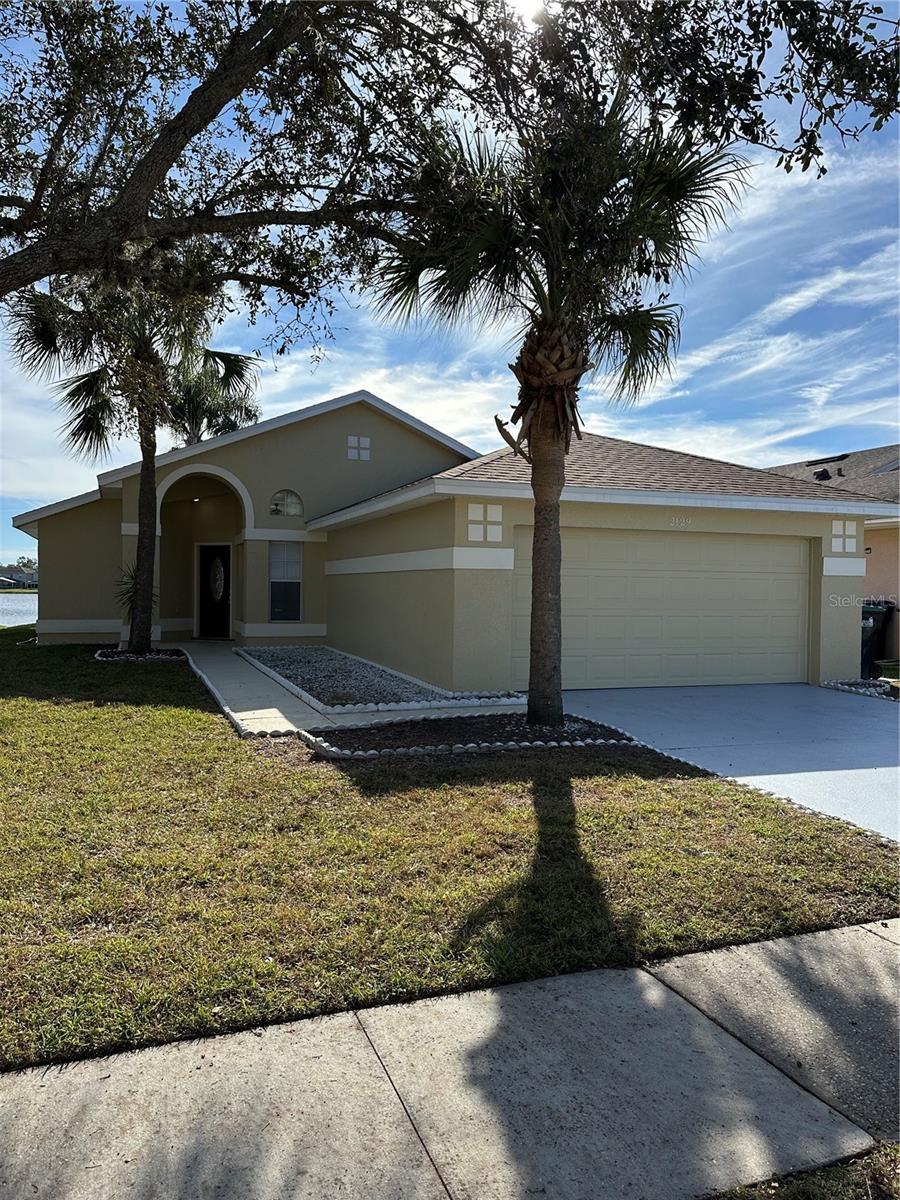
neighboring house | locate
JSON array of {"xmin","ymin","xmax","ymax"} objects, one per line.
[
  {"xmin": 769, "ymin": 445, "xmax": 899, "ymax": 658},
  {"xmin": 12, "ymin": 390, "xmax": 898, "ymax": 691},
  {"xmin": 0, "ymin": 577, "xmax": 18, "ymax": 589}
]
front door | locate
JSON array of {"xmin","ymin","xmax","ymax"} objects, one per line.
[{"xmin": 197, "ymin": 544, "xmax": 231, "ymax": 638}]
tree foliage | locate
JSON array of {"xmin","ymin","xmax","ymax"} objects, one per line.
[{"xmin": 0, "ymin": 1, "xmax": 896, "ymax": 344}]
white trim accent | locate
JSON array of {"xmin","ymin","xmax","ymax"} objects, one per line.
[
  {"xmin": 865, "ymin": 517, "xmax": 900, "ymax": 528},
  {"xmin": 308, "ymin": 476, "xmax": 899, "ymax": 529},
  {"xmin": 237, "ymin": 528, "xmax": 327, "ymax": 543},
  {"xmin": 157, "ymin": 463, "xmax": 255, "ymax": 527},
  {"xmin": 451, "ymin": 547, "xmax": 514, "ymax": 569},
  {"xmin": 121, "ymin": 523, "xmax": 140, "ymax": 536},
  {"xmin": 95, "ymin": 390, "xmax": 476, "ymax": 485},
  {"xmin": 235, "ymin": 621, "xmax": 327, "ymax": 637},
  {"xmin": 823, "ymin": 556, "xmax": 867, "ymax": 576},
  {"xmin": 325, "ymin": 547, "xmax": 514, "ymax": 575},
  {"xmin": 36, "ymin": 618, "xmax": 120, "ymax": 633},
  {"xmin": 12, "ymin": 489, "xmax": 102, "ymax": 534}
]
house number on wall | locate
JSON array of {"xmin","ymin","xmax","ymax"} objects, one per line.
[{"xmin": 670, "ymin": 515, "xmax": 692, "ymax": 529}]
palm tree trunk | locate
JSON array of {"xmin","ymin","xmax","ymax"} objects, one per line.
[
  {"xmin": 527, "ymin": 403, "xmax": 565, "ymax": 726},
  {"xmin": 128, "ymin": 411, "xmax": 157, "ymax": 653}
]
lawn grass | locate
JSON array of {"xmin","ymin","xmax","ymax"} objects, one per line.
[
  {"xmin": 1, "ymin": 623, "xmax": 896, "ymax": 1070},
  {"xmin": 715, "ymin": 1143, "xmax": 899, "ymax": 1199}
]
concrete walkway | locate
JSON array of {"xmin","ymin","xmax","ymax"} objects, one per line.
[
  {"xmin": 565, "ymin": 683, "xmax": 899, "ymax": 839},
  {"xmin": 179, "ymin": 642, "xmax": 522, "ymax": 736},
  {"xmin": 2, "ymin": 921, "xmax": 895, "ymax": 1200}
]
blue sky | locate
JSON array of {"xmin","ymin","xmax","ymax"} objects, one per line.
[{"xmin": 1, "ymin": 129, "xmax": 897, "ymax": 561}]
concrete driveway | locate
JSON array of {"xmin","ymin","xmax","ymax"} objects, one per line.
[{"xmin": 565, "ymin": 684, "xmax": 899, "ymax": 840}]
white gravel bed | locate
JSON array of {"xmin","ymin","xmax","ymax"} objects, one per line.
[
  {"xmin": 823, "ymin": 678, "xmax": 898, "ymax": 701},
  {"xmin": 241, "ymin": 645, "xmax": 521, "ymax": 710}
]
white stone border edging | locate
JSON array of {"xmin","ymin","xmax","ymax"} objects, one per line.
[
  {"xmin": 233, "ymin": 645, "xmax": 525, "ymax": 715},
  {"xmin": 295, "ymin": 711, "xmax": 637, "ymax": 760},
  {"xmin": 822, "ymin": 680, "xmax": 897, "ymax": 702}
]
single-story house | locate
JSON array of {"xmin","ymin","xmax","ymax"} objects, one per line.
[
  {"xmin": 769, "ymin": 444, "xmax": 899, "ymax": 658},
  {"xmin": 13, "ymin": 389, "xmax": 898, "ymax": 691}
]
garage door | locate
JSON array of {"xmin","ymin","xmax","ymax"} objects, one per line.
[{"xmin": 512, "ymin": 527, "xmax": 809, "ymax": 689}]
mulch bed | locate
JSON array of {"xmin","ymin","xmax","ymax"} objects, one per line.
[{"xmin": 307, "ymin": 712, "xmax": 633, "ymax": 753}]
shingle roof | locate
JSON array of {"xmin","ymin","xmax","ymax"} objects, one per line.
[
  {"xmin": 768, "ymin": 444, "xmax": 899, "ymax": 503},
  {"xmin": 437, "ymin": 432, "xmax": 889, "ymax": 505}
]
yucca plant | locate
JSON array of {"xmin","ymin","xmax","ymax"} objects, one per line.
[
  {"xmin": 8, "ymin": 278, "xmax": 257, "ymax": 653},
  {"xmin": 373, "ymin": 87, "xmax": 745, "ymax": 724}
]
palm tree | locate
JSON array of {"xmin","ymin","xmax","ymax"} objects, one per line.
[
  {"xmin": 373, "ymin": 89, "xmax": 745, "ymax": 724},
  {"xmin": 8, "ymin": 284, "xmax": 257, "ymax": 653},
  {"xmin": 167, "ymin": 354, "xmax": 260, "ymax": 446}
]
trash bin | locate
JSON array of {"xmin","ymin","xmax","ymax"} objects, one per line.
[{"xmin": 861, "ymin": 603, "xmax": 890, "ymax": 679}]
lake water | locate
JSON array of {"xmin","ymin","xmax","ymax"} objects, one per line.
[{"xmin": 0, "ymin": 593, "xmax": 38, "ymax": 628}]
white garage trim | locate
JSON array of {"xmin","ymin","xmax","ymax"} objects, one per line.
[
  {"xmin": 325, "ymin": 547, "xmax": 514, "ymax": 574},
  {"xmin": 823, "ymin": 557, "xmax": 867, "ymax": 576}
]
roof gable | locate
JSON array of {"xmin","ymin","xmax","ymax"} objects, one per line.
[{"xmin": 96, "ymin": 390, "xmax": 476, "ymax": 486}]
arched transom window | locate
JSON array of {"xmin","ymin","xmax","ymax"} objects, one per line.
[{"xmin": 269, "ymin": 489, "xmax": 304, "ymax": 518}]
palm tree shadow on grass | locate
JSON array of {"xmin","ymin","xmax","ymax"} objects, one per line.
[{"xmin": 452, "ymin": 770, "xmax": 640, "ymax": 980}]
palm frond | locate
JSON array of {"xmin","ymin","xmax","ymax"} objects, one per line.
[
  {"xmin": 8, "ymin": 291, "xmax": 73, "ymax": 378},
  {"xmin": 201, "ymin": 349, "xmax": 259, "ymax": 397},
  {"xmin": 374, "ymin": 126, "xmax": 527, "ymax": 331},
  {"xmin": 596, "ymin": 304, "xmax": 682, "ymax": 405},
  {"xmin": 55, "ymin": 367, "xmax": 117, "ymax": 460}
]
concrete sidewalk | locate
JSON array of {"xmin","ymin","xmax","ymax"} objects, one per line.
[
  {"xmin": 2, "ymin": 921, "xmax": 895, "ymax": 1200},
  {"xmin": 180, "ymin": 642, "xmax": 522, "ymax": 736}
]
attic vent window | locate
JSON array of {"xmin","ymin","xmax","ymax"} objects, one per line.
[
  {"xmin": 269, "ymin": 489, "xmax": 304, "ymax": 518},
  {"xmin": 831, "ymin": 519, "xmax": 857, "ymax": 554},
  {"xmin": 347, "ymin": 435, "xmax": 370, "ymax": 461},
  {"xmin": 814, "ymin": 468, "xmax": 831, "ymax": 481},
  {"xmin": 468, "ymin": 503, "xmax": 503, "ymax": 543}
]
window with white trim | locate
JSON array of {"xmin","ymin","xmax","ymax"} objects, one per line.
[
  {"xmin": 831, "ymin": 519, "xmax": 857, "ymax": 554},
  {"xmin": 269, "ymin": 489, "xmax": 304, "ymax": 517},
  {"xmin": 347, "ymin": 434, "xmax": 370, "ymax": 461},
  {"xmin": 468, "ymin": 503, "xmax": 503, "ymax": 543},
  {"xmin": 269, "ymin": 541, "xmax": 302, "ymax": 620}
]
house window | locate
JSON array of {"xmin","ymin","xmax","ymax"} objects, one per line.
[
  {"xmin": 831, "ymin": 519, "xmax": 857, "ymax": 554},
  {"xmin": 269, "ymin": 542, "xmax": 302, "ymax": 620},
  {"xmin": 269, "ymin": 489, "xmax": 304, "ymax": 518},
  {"xmin": 468, "ymin": 503, "xmax": 503, "ymax": 543},
  {"xmin": 347, "ymin": 434, "xmax": 370, "ymax": 461}
]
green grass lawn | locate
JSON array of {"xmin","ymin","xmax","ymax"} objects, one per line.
[
  {"xmin": 716, "ymin": 1144, "xmax": 899, "ymax": 1199},
  {"xmin": 0, "ymin": 623, "xmax": 896, "ymax": 1071}
]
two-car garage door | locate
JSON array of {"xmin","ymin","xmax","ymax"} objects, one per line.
[{"xmin": 512, "ymin": 527, "xmax": 809, "ymax": 689}]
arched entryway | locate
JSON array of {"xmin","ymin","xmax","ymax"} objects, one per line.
[{"xmin": 158, "ymin": 468, "xmax": 249, "ymax": 640}]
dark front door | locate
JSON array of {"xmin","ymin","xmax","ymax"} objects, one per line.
[{"xmin": 197, "ymin": 544, "xmax": 231, "ymax": 638}]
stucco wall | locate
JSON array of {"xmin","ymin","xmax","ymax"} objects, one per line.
[
  {"xmin": 325, "ymin": 501, "xmax": 456, "ymax": 685},
  {"xmin": 863, "ymin": 523, "xmax": 899, "ymax": 657},
  {"xmin": 133, "ymin": 402, "xmax": 466, "ymax": 528},
  {"xmin": 35, "ymin": 498, "xmax": 122, "ymax": 642}
]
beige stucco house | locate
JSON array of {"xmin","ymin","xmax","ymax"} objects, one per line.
[{"xmin": 13, "ymin": 390, "xmax": 898, "ymax": 691}]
